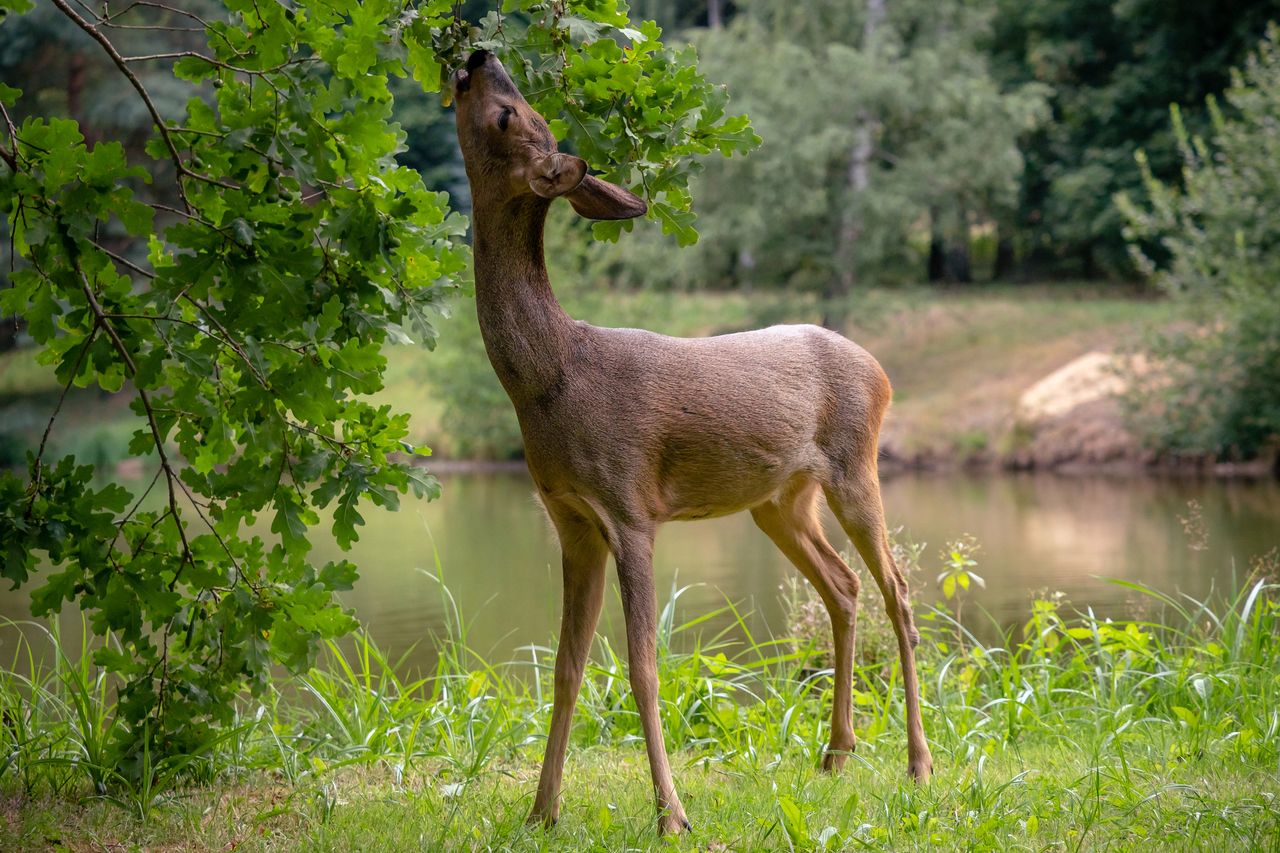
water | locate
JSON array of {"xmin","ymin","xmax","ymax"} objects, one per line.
[
  {"xmin": 332, "ymin": 471, "xmax": 1280, "ymax": 674},
  {"xmin": 2, "ymin": 471, "xmax": 1276, "ymax": 676}
]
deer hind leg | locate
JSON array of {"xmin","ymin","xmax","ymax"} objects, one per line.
[
  {"xmin": 750, "ymin": 479, "xmax": 862, "ymax": 772},
  {"xmin": 825, "ymin": 472, "xmax": 933, "ymax": 783},
  {"xmin": 612, "ymin": 525, "xmax": 690, "ymax": 835},
  {"xmin": 528, "ymin": 502, "xmax": 609, "ymax": 827}
]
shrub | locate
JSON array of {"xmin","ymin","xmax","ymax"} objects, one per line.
[{"xmin": 1117, "ymin": 25, "xmax": 1280, "ymax": 460}]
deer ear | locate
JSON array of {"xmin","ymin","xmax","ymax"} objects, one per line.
[
  {"xmin": 528, "ymin": 153, "xmax": 588, "ymax": 200},
  {"xmin": 565, "ymin": 175, "xmax": 648, "ymax": 221}
]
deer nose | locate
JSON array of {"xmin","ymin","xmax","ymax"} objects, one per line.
[{"xmin": 456, "ymin": 50, "xmax": 492, "ymax": 94}]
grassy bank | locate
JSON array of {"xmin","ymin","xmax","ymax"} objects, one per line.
[
  {"xmin": 0, "ymin": 284, "xmax": 1171, "ymax": 467},
  {"xmin": 3, "ymin": 573, "xmax": 1278, "ymax": 850},
  {"xmin": 402, "ymin": 282, "xmax": 1173, "ymax": 461},
  {"xmin": 404, "ymin": 283, "xmax": 1170, "ymax": 461}
]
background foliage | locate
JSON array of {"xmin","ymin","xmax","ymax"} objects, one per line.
[
  {"xmin": 605, "ymin": 0, "xmax": 1049, "ymax": 299},
  {"xmin": 1119, "ymin": 26, "xmax": 1280, "ymax": 461}
]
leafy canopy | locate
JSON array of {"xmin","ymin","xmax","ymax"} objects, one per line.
[{"xmin": 0, "ymin": 0, "xmax": 755, "ymax": 770}]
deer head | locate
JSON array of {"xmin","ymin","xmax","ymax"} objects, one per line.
[{"xmin": 453, "ymin": 50, "xmax": 647, "ymax": 220}]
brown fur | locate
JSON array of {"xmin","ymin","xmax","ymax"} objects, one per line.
[{"xmin": 452, "ymin": 51, "xmax": 933, "ymax": 835}]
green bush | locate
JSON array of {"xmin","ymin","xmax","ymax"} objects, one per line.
[{"xmin": 1118, "ymin": 25, "xmax": 1280, "ymax": 460}]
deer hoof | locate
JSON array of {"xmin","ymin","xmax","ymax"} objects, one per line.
[
  {"xmin": 822, "ymin": 742, "xmax": 855, "ymax": 773},
  {"xmin": 526, "ymin": 807, "xmax": 558, "ymax": 829},
  {"xmin": 658, "ymin": 810, "xmax": 692, "ymax": 835},
  {"xmin": 907, "ymin": 752, "xmax": 934, "ymax": 784}
]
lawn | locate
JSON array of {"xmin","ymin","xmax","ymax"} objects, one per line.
[
  {"xmin": 3, "ymin": 573, "xmax": 1277, "ymax": 851},
  {"xmin": 11, "ymin": 741, "xmax": 1275, "ymax": 850}
]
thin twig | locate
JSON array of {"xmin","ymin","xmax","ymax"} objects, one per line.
[
  {"xmin": 178, "ymin": 296, "xmax": 271, "ymax": 387},
  {"xmin": 24, "ymin": 328, "xmax": 98, "ymax": 516},
  {"xmin": 101, "ymin": 0, "xmax": 210, "ymax": 28},
  {"xmin": 49, "ymin": 0, "xmax": 244, "ymax": 201},
  {"xmin": 107, "ymin": 466, "xmax": 165, "ymax": 558},
  {"xmin": 50, "ymin": 0, "xmax": 184, "ymax": 180},
  {"xmin": 90, "ymin": 240, "xmax": 155, "ymax": 279},
  {"xmin": 0, "ymin": 101, "xmax": 21, "ymax": 170},
  {"xmin": 74, "ymin": 264, "xmax": 195, "ymax": 582}
]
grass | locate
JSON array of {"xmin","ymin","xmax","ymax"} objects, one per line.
[{"xmin": 2, "ymin": 566, "xmax": 1278, "ymax": 850}]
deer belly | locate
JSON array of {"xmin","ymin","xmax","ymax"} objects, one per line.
[{"xmin": 655, "ymin": 440, "xmax": 806, "ymax": 522}]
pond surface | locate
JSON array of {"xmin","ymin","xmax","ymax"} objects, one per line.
[
  {"xmin": 332, "ymin": 470, "xmax": 1279, "ymax": 675},
  {"xmin": 2, "ymin": 471, "xmax": 1277, "ymax": 677}
]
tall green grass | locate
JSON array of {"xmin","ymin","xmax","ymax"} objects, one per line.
[{"xmin": 2, "ymin": 566, "xmax": 1278, "ymax": 845}]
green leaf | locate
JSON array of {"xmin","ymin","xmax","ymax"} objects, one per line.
[
  {"xmin": 333, "ymin": 487, "xmax": 364, "ymax": 549},
  {"xmin": 405, "ymin": 28, "xmax": 442, "ymax": 92},
  {"xmin": 230, "ymin": 218, "xmax": 255, "ymax": 247},
  {"xmin": 173, "ymin": 55, "xmax": 215, "ymax": 82},
  {"xmin": 272, "ymin": 493, "xmax": 317, "ymax": 548},
  {"xmin": 651, "ymin": 200, "xmax": 698, "ymax": 247},
  {"xmin": 591, "ymin": 219, "xmax": 625, "ymax": 242},
  {"xmin": 318, "ymin": 560, "xmax": 358, "ymax": 591},
  {"xmin": 404, "ymin": 465, "xmax": 440, "ymax": 500}
]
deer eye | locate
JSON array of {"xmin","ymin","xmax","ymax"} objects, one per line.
[{"xmin": 497, "ymin": 107, "xmax": 512, "ymax": 131}]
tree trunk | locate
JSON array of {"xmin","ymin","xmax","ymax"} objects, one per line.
[
  {"xmin": 828, "ymin": 0, "xmax": 886, "ymax": 329},
  {"xmin": 707, "ymin": 0, "xmax": 724, "ymax": 29},
  {"xmin": 737, "ymin": 245, "xmax": 752, "ymax": 292},
  {"xmin": 992, "ymin": 223, "xmax": 1016, "ymax": 281},
  {"xmin": 67, "ymin": 51, "xmax": 84, "ymax": 116},
  {"xmin": 1080, "ymin": 245, "xmax": 1097, "ymax": 279},
  {"xmin": 928, "ymin": 207, "xmax": 946, "ymax": 282},
  {"xmin": 945, "ymin": 245, "xmax": 971, "ymax": 284},
  {"xmin": 944, "ymin": 205, "xmax": 972, "ymax": 283}
]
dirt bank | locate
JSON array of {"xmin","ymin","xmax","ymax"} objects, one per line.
[{"xmin": 880, "ymin": 347, "xmax": 1276, "ymax": 477}]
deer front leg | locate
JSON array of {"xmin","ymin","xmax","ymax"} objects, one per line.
[
  {"xmin": 528, "ymin": 511, "xmax": 609, "ymax": 827},
  {"xmin": 614, "ymin": 528, "xmax": 690, "ymax": 835}
]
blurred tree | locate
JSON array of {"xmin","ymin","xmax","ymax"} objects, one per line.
[
  {"xmin": 631, "ymin": 0, "xmax": 736, "ymax": 31},
  {"xmin": 990, "ymin": 0, "xmax": 1280, "ymax": 277},
  {"xmin": 606, "ymin": 0, "xmax": 1046, "ymax": 304},
  {"xmin": 1118, "ymin": 26, "xmax": 1280, "ymax": 461}
]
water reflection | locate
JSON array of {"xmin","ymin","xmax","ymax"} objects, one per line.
[
  {"xmin": 333, "ymin": 471, "xmax": 1280, "ymax": 676},
  {"xmin": 0, "ymin": 472, "xmax": 1274, "ymax": 677}
]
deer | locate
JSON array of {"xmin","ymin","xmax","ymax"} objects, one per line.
[{"xmin": 450, "ymin": 49, "xmax": 932, "ymax": 835}]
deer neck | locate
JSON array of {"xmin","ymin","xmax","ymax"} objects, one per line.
[{"xmin": 471, "ymin": 194, "xmax": 575, "ymax": 406}]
